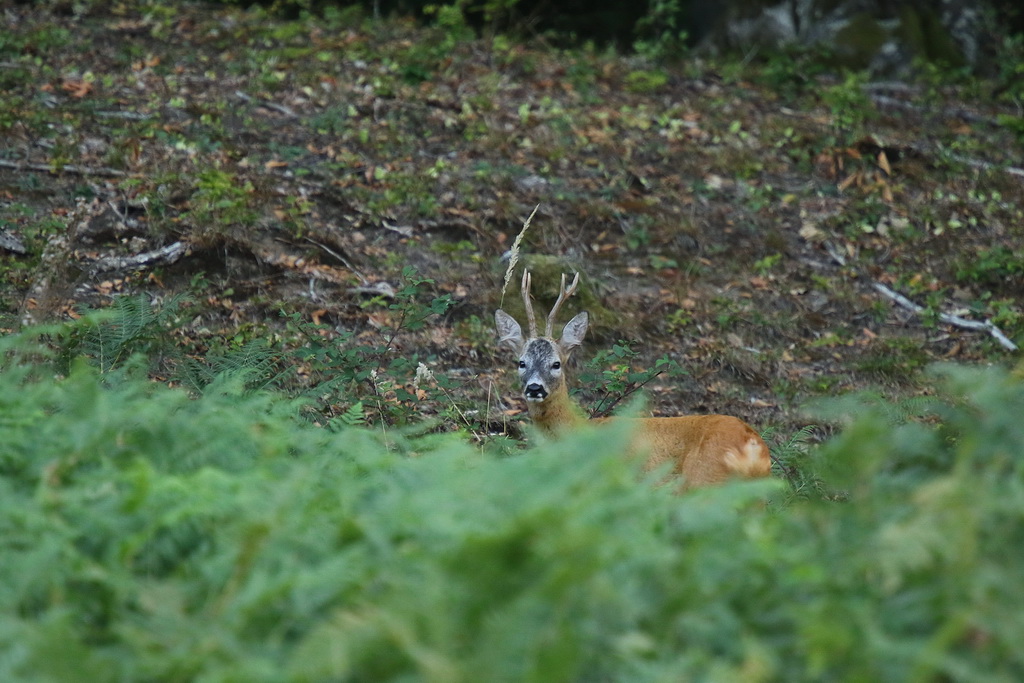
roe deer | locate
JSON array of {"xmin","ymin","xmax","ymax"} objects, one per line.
[{"xmin": 495, "ymin": 271, "xmax": 771, "ymax": 489}]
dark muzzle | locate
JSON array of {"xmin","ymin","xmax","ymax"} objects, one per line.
[{"xmin": 524, "ymin": 383, "xmax": 548, "ymax": 400}]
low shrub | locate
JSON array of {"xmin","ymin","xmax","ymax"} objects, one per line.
[{"xmin": 0, "ymin": 328, "xmax": 1021, "ymax": 681}]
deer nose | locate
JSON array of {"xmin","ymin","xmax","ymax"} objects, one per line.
[{"xmin": 524, "ymin": 383, "xmax": 548, "ymax": 400}]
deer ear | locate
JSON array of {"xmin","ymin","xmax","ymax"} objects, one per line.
[
  {"xmin": 559, "ymin": 311, "xmax": 589, "ymax": 352},
  {"xmin": 494, "ymin": 309, "xmax": 524, "ymax": 350}
]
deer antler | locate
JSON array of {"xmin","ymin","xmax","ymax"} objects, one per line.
[
  {"xmin": 520, "ymin": 270, "xmax": 539, "ymax": 338},
  {"xmin": 545, "ymin": 272, "xmax": 580, "ymax": 337}
]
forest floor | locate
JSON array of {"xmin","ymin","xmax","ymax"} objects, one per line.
[{"xmin": 2, "ymin": 3, "xmax": 1023, "ymax": 460}]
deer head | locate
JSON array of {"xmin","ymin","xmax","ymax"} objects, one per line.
[{"xmin": 495, "ymin": 271, "xmax": 587, "ymax": 403}]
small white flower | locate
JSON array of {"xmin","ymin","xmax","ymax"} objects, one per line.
[{"xmin": 414, "ymin": 362, "xmax": 435, "ymax": 389}]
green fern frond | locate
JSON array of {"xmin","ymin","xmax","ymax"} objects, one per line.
[
  {"xmin": 882, "ymin": 394, "xmax": 943, "ymax": 424},
  {"xmin": 175, "ymin": 339, "xmax": 284, "ymax": 395},
  {"xmin": 60, "ymin": 293, "xmax": 187, "ymax": 373},
  {"xmin": 339, "ymin": 401, "xmax": 366, "ymax": 426}
]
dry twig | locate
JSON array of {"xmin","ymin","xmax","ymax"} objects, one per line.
[
  {"xmin": 0, "ymin": 159, "xmax": 132, "ymax": 178},
  {"xmin": 873, "ymin": 282, "xmax": 1018, "ymax": 352},
  {"xmin": 89, "ymin": 241, "xmax": 188, "ymax": 274}
]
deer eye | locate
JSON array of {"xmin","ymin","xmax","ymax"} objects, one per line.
[
  {"xmin": 551, "ymin": 361, "xmax": 561, "ymax": 370},
  {"xmin": 518, "ymin": 360, "xmax": 526, "ymax": 369}
]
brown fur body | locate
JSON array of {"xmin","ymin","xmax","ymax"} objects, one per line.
[
  {"xmin": 527, "ymin": 385, "xmax": 770, "ymax": 488},
  {"xmin": 497, "ymin": 271, "xmax": 771, "ymax": 490}
]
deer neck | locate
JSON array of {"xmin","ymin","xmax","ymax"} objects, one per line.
[{"xmin": 528, "ymin": 383, "xmax": 584, "ymax": 435}]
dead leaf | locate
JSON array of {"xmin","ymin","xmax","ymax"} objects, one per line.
[
  {"xmin": 799, "ymin": 215, "xmax": 825, "ymax": 242},
  {"xmin": 61, "ymin": 79, "xmax": 92, "ymax": 98},
  {"xmin": 881, "ymin": 182, "xmax": 894, "ymax": 203},
  {"xmin": 837, "ymin": 172, "xmax": 859, "ymax": 192},
  {"xmin": 877, "ymin": 150, "xmax": 892, "ymax": 176},
  {"xmin": 750, "ymin": 276, "xmax": 771, "ymax": 289}
]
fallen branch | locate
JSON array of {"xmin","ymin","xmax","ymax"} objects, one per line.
[
  {"xmin": 303, "ymin": 236, "xmax": 369, "ymax": 285},
  {"xmin": 873, "ymin": 282, "xmax": 1019, "ymax": 352},
  {"xmin": 822, "ymin": 242, "xmax": 1018, "ymax": 352},
  {"xmin": 866, "ymin": 91, "xmax": 1000, "ymax": 127},
  {"xmin": 0, "ymin": 230, "xmax": 27, "ymax": 254},
  {"xmin": 95, "ymin": 110, "xmax": 152, "ymax": 121},
  {"xmin": 898, "ymin": 140, "xmax": 1024, "ymax": 180},
  {"xmin": 234, "ymin": 90, "xmax": 298, "ymax": 118},
  {"xmin": 942, "ymin": 151, "xmax": 1024, "ymax": 179},
  {"xmin": 89, "ymin": 241, "xmax": 188, "ymax": 274},
  {"xmin": 0, "ymin": 159, "xmax": 132, "ymax": 178}
]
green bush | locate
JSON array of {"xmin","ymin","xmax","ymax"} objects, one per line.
[{"xmin": 0, "ymin": 326, "xmax": 1022, "ymax": 681}]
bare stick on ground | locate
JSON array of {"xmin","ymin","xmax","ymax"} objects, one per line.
[{"xmin": 873, "ymin": 282, "xmax": 1019, "ymax": 352}]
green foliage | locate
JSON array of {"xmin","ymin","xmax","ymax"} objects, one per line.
[
  {"xmin": 955, "ymin": 245, "xmax": 1024, "ymax": 288},
  {"xmin": 623, "ymin": 68, "xmax": 669, "ymax": 94},
  {"xmin": 760, "ymin": 424, "xmax": 826, "ymax": 500},
  {"xmin": 2, "ymin": 326, "xmax": 1024, "ymax": 680},
  {"xmin": 856, "ymin": 336, "xmax": 931, "ymax": 382},
  {"xmin": 58, "ymin": 293, "xmax": 187, "ymax": 374},
  {"xmin": 993, "ymin": 33, "xmax": 1024, "ymax": 106},
  {"xmin": 0, "ymin": 24, "xmax": 70, "ymax": 59},
  {"xmin": 746, "ymin": 46, "xmax": 834, "ymax": 102},
  {"xmin": 287, "ymin": 267, "xmax": 458, "ymax": 427},
  {"xmin": 632, "ymin": 0, "xmax": 688, "ymax": 62},
  {"xmin": 578, "ymin": 340, "xmax": 684, "ymax": 417},
  {"xmin": 189, "ymin": 168, "xmax": 257, "ymax": 236},
  {"xmin": 175, "ymin": 338, "xmax": 287, "ymax": 395},
  {"xmin": 820, "ymin": 71, "xmax": 874, "ymax": 145},
  {"xmin": 398, "ymin": 3, "xmax": 477, "ymax": 82},
  {"xmin": 996, "ymin": 113, "xmax": 1024, "ymax": 144},
  {"xmin": 753, "ymin": 252, "xmax": 782, "ymax": 275},
  {"xmin": 53, "ymin": 295, "xmax": 289, "ymax": 395}
]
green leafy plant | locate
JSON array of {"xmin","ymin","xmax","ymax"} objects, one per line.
[
  {"xmin": 760, "ymin": 423, "xmax": 828, "ymax": 500},
  {"xmin": 747, "ymin": 45, "xmax": 833, "ymax": 101},
  {"xmin": 577, "ymin": 340, "xmax": 684, "ymax": 417},
  {"xmin": 3, "ymin": 322, "xmax": 1024, "ymax": 681},
  {"xmin": 175, "ymin": 338, "xmax": 287, "ymax": 395},
  {"xmin": 632, "ymin": 0, "xmax": 688, "ymax": 62},
  {"xmin": 955, "ymin": 245, "xmax": 1024, "ymax": 288},
  {"xmin": 58, "ymin": 293, "xmax": 187, "ymax": 374},
  {"xmin": 624, "ymin": 68, "xmax": 669, "ymax": 94},
  {"xmin": 820, "ymin": 71, "xmax": 874, "ymax": 145},
  {"xmin": 189, "ymin": 168, "xmax": 257, "ymax": 236},
  {"xmin": 288, "ymin": 267, "xmax": 459, "ymax": 428},
  {"xmin": 665, "ymin": 308, "xmax": 693, "ymax": 335},
  {"xmin": 856, "ymin": 336, "xmax": 931, "ymax": 382},
  {"xmin": 753, "ymin": 252, "xmax": 782, "ymax": 275}
]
